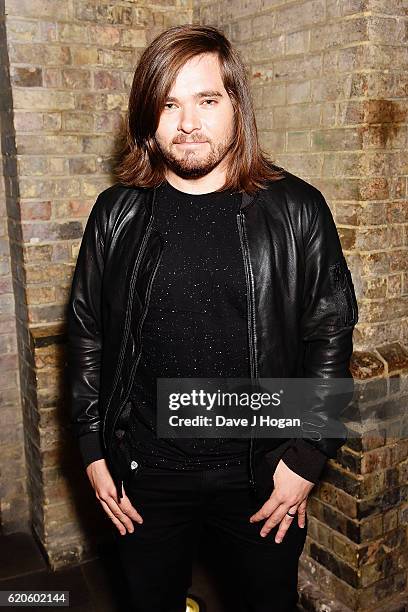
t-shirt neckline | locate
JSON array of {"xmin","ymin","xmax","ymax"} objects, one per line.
[{"xmin": 161, "ymin": 179, "xmax": 237, "ymax": 200}]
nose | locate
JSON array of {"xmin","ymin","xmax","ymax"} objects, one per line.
[{"xmin": 177, "ymin": 104, "xmax": 201, "ymax": 134}]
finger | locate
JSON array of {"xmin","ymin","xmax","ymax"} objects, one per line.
[
  {"xmin": 99, "ymin": 498, "xmax": 128, "ymax": 535},
  {"xmin": 249, "ymin": 492, "xmax": 282, "ymax": 523},
  {"xmin": 297, "ymin": 498, "xmax": 307, "ymax": 528},
  {"xmin": 260, "ymin": 505, "xmax": 298, "ymax": 538},
  {"xmin": 99, "ymin": 494, "xmax": 135, "ymax": 534},
  {"xmin": 119, "ymin": 488, "xmax": 144, "ymax": 524},
  {"xmin": 274, "ymin": 510, "xmax": 298, "ymax": 543}
]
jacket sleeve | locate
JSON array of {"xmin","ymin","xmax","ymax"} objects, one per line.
[
  {"xmin": 280, "ymin": 189, "xmax": 358, "ymax": 484},
  {"xmin": 66, "ymin": 196, "xmax": 106, "ymax": 469}
]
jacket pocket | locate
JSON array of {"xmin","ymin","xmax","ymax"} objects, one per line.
[
  {"xmin": 110, "ymin": 429, "xmax": 141, "ymax": 479},
  {"xmin": 329, "ymin": 259, "xmax": 358, "ymax": 327}
]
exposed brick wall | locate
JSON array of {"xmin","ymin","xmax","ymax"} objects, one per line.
[
  {"xmin": 0, "ymin": 2, "xmax": 29, "ymax": 533},
  {"xmin": 300, "ymin": 346, "xmax": 408, "ymax": 610}
]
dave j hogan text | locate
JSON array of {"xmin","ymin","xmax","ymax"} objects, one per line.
[{"xmin": 168, "ymin": 415, "xmax": 300, "ymax": 429}]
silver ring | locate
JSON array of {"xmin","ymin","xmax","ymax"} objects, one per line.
[{"xmin": 286, "ymin": 510, "xmax": 297, "ymax": 517}]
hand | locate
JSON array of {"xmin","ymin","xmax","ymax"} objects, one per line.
[
  {"xmin": 249, "ymin": 458, "xmax": 315, "ymax": 543},
  {"xmin": 86, "ymin": 458, "xmax": 143, "ymax": 536}
]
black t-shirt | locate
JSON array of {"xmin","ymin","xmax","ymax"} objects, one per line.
[{"xmin": 121, "ymin": 179, "xmax": 250, "ymax": 469}]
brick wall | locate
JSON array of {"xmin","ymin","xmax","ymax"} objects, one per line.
[
  {"xmin": 0, "ymin": 3, "xmax": 29, "ymax": 533},
  {"xmin": 194, "ymin": 0, "xmax": 408, "ymax": 609}
]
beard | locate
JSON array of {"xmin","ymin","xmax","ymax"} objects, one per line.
[{"xmin": 154, "ymin": 133, "xmax": 234, "ymax": 179}]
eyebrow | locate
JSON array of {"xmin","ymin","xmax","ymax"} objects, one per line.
[{"xmin": 165, "ymin": 90, "xmax": 224, "ymax": 102}]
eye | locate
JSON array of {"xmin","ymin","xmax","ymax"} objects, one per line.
[
  {"xmin": 164, "ymin": 103, "xmax": 176, "ymax": 110},
  {"xmin": 202, "ymin": 99, "xmax": 217, "ymax": 106}
]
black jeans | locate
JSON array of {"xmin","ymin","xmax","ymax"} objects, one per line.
[{"xmin": 113, "ymin": 456, "xmax": 307, "ymax": 612}]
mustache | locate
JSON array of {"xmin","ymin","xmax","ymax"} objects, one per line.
[{"xmin": 172, "ymin": 136, "xmax": 209, "ymax": 144}]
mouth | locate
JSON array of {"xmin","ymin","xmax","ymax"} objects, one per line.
[{"xmin": 175, "ymin": 142, "xmax": 207, "ymax": 146}]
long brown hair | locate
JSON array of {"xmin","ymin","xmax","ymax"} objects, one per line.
[{"xmin": 115, "ymin": 24, "xmax": 285, "ymax": 193}]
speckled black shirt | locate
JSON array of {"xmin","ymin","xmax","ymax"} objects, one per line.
[{"xmin": 122, "ymin": 179, "xmax": 250, "ymax": 469}]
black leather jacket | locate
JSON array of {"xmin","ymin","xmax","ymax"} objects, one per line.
[{"xmin": 67, "ymin": 169, "xmax": 358, "ymax": 501}]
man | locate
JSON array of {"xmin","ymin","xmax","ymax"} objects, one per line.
[{"xmin": 67, "ymin": 24, "xmax": 358, "ymax": 612}]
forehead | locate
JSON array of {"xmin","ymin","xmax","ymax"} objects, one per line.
[{"xmin": 168, "ymin": 53, "xmax": 226, "ymax": 95}]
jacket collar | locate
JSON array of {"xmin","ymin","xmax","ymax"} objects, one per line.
[{"xmin": 241, "ymin": 191, "xmax": 256, "ymax": 210}]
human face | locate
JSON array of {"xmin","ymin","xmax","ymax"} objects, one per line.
[{"xmin": 154, "ymin": 53, "xmax": 235, "ymax": 183}]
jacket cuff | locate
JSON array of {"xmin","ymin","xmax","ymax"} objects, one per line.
[
  {"xmin": 78, "ymin": 431, "xmax": 105, "ymax": 469},
  {"xmin": 280, "ymin": 439, "xmax": 328, "ymax": 484}
]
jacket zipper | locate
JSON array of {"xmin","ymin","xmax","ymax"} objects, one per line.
[
  {"xmin": 113, "ymin": 242, "xmax": 164, "ymax": 501},
  {"xmin": 110, "ymin": 242, "xmax": 164, "ymax": 447},
  {"xmin": 237, "ymin": 210, "xmax": 257, "ymax": 491},
  {"xmin": 102, "ymin": 190, "xmax": 157, "ymax": 448}
]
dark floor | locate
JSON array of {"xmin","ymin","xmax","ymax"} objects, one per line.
[{"xmin": 0, "ymin": 531, "xmax": 305, "ymax": 611}]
